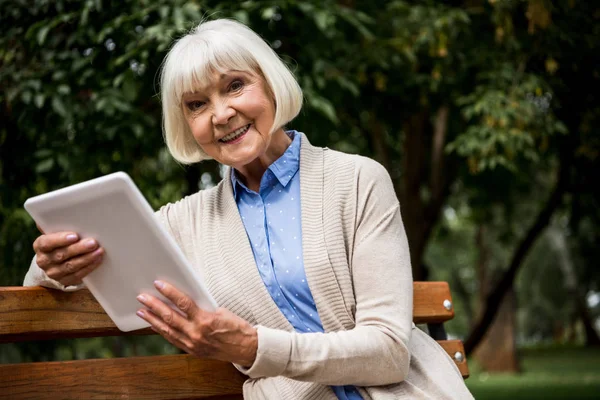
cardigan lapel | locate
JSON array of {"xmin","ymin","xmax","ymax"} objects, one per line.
[
  {"xmin": 299, "ymin": 135, "xmax": 351, "ymax": 332},
  {"xmin": 213, "ymin": 171, "xmax": 292, "ymax": 330}
]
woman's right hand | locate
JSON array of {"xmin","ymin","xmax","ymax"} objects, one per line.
[{"xmin": 33, "ymin": 232, "xmax": 104, "ymax": 287}]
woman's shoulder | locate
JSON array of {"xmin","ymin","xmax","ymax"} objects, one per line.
[
  {"xmin": 321, "ymin": 148, "xmax": 397, "ymax": 211},
  {"xmin": 322, "ymin": 147, "xmax": 392, "ymax": 183}
]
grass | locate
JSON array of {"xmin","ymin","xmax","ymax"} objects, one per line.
[{"xmin": 465, "ymin": 346, "xmax": 600, "ymax": 400}]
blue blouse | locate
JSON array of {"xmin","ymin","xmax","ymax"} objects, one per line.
[{"xmin": 232, "ymin": 131, "xmax": 362, "ymax": 400}]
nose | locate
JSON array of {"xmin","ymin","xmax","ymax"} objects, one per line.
[{"xmin": 212, "ymin": 101, "xmax": 236, "ymax": 126}]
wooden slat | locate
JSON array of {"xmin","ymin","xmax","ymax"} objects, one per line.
[
  {"xmin": 0, "ymin": 354, "xmax": 244, "ymax": 400},
  {"xmin": 438, "ymin": 340, "xmax": 470, "ymax": 378},
  {"xmin": 0, "ymin": 286, "xmax": 152, "ymax": 343},
  {"xmin": 413, "ymin": 281, "xmax": 455, "ymax": 324},
  {"xmin": 0, "ymin": 343, "xmax": 468, "ymax": 400},
  {"xmin": 1, "ymin": 283, "xmax": 455, "ymax": 342}
]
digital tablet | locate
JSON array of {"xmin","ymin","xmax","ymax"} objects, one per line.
[{"xmin": 24, "ymin": 172, "xmax": 217, "ymax": 332}]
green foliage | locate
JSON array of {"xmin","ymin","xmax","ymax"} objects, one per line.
[{"xmin": 451, "ymin": 64, "xmax": 567, "ymax": 173}]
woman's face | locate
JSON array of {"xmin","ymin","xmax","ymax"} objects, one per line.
[{"xmin": 181, "ymin": 70, "xmax": 281, "ymax": 170}]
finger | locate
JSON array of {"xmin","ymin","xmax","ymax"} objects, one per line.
[
  {"xmin": 59, "ymin": 251, "xmax": 104, "ymax": 286},
  {"xmin": 45, "ymin": 247, "xmax": 104, "ymax": 281},
  {"xmin": 47, "ymin": 237, "xmax": 99, "ymax": 264},
  {"xmin": 154, "ymin": 280, "xmax": 199, "ymax": 319},
  {"xmin": 137, "ymin": 308, "xmax": 192, "ymax": 352},
  {"xmin": 136, "ymin": 293, "xmax": 189, "ymax": 333},
  {"xmin": 33, "ymin": 232, "xmax": 79, "ymax": 254}
]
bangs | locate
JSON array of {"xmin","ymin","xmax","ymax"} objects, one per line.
[{"xmin": 164, "ymin": 33, "xmax": 259, "ymax": 107}]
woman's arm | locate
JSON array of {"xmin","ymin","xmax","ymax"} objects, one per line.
[{"xmin": 238, "ymin": 158, "xmax": 414, "ymax": 386}]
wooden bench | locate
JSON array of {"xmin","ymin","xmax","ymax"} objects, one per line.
[{"xmin": 0, "ymin": 282, "xmax": 468, "ymax": 399}]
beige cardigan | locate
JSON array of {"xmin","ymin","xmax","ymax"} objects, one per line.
[{"xmin": 25, "ymin": 135, "xmax": 473, "ymax": 400}]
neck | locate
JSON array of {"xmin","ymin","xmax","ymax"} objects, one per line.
[{"xmin": 235, "ymin": 129, "xmax": 291, "ymax": 192}]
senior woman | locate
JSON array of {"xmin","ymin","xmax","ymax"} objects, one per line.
[{"xmin": 25, "ymin": 19, "xmax": 473, "ymax": 400}]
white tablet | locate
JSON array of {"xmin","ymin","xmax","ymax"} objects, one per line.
[{"xmin": 24, "ymin": 172, "xmax": 217, "ymax": 332}]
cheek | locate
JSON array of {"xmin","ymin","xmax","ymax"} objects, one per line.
[
  {"xmin": 253, "ymin": 98, "xmax": 276, "ymax": 125},
  {"xmin": 187, "ymin": 116, "xmax": 212, "ymax": 142}
]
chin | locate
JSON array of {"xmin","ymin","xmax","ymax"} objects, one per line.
[{"xmin": 224, "ymin": 152, "xmax": 259, "ymax": 169}]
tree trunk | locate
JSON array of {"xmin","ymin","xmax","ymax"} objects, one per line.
[
  {"xmin": 473, "ymin": 288, "xmax": 521, "ymax": 372},
  {"xmin": 476, "ymin": 224, "xmax": 490, "ymax": 305},
  {"xmin": 364, "ymin": 107, "xmax": 453, "ymax": 281},
  {"xmin": 398, "ymin": 107, "xmax": 452, "ymax": 280},
  {"xmin": 464, "ymin": 146, "xmax": 570, "ymax": 355},
  {"xmin": 472, "ymin": 224, "xmax": 520, "ymax": 372}
]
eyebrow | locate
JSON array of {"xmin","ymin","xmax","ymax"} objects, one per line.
[{"xmin": 182, "ymin": 71, "xmax": 252, "ymax": 98}]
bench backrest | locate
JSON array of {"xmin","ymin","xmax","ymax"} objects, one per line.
[{"xmin": 0, "ymin": 282, "xmax": 468, "ymax": 399}]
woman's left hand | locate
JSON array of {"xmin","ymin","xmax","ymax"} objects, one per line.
[{"xmin": 136, "ymin": 280, "xmax": 258, "ymax": 367}]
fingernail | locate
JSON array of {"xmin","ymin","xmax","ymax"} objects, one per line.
[
  {"xmin": 93, "ymin": 248, "xmax": 103, "ymax": 257},
  {"xmin": 136, "ymin": 310, "xmax": 145, "ymax": 318},
  {"xmin": 137, "ymin": 294, "xmax": 147, "ymax": 303},
  {"xmin": 154, "ymin": 280, "xmax": 165, "ymax": 289},
  {"xmin": 66, "ymin": 234, "xmax": 78, "ymax": 242},
  {"xmin": 85, "ymin": 239, "xmax": 97, "ymax": 248}
]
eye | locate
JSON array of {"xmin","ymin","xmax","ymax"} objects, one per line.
[
  {"xmin": 186, "ymin": 100, "xmax": 205, "ymax": 111},
  {"xmin": 229, "ymin": 79, "xmax": 244, "ymax": 92}
]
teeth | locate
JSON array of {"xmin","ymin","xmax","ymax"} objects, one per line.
[{"xmin": 221, "ymin": 124, "xmax": 250, "ymax": 142}]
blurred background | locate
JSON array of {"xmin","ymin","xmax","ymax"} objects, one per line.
[{"xmin": 1, "ymin": 0, "xmax": 599, "ymax": 398}]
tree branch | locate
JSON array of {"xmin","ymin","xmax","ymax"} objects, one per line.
[{"xmin": 464, "ymin": 150, "xmax": 571, "ymax": 355}]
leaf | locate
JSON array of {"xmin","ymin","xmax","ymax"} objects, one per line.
[
  {"xmin": 51, "ymin": 97, "xmax": 67, "ymax": 117},
  {"xmin": 309, "ymin": 95, "xmax": 339, "ymax": 125},
  {"xmin": 314, "ymin": 11, "xmax": 330, "ymax": 33},
  {"xmin": 57, "ymin": 85, "xmax": 70, "ymax": 95},
  {"xmin": 21, "ymin": 91, "xmax": 32, "ymax": 104},
  {"xmin": 34, "ymin": 94, "xmax": 45, "ymax": 108},
  {"xmin": 37, "ymin": 26, "xmax": 50, "ymax": 45},
  {"xmin": 57, "ymin": 154, "xmax": 70, "ymax": 170},
  {"xmin": 34, "ymin": 149, "xmax": 53, "ymax": 158},
  {"xmin": 36, "ymin": 158, "xmax": 54, "ymax": 173},
  {"xmin": 261, "ymin": 7, "xmax": 276, "ymax": 20}
]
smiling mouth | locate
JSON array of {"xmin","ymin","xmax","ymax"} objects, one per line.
[{"xmin": 220, "ymin": 124, "xmax": 251, "ymax": 143}]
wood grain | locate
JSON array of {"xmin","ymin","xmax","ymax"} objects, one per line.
[
  {"xmin": 0, "ymin": 354, "xmax": 245, "ymax": 400},
  {"xmin": 0, "ymin": 283, "xmax": 455, "ymax": 342},
  {"xmin": 0, "ymin": 286, "xmax": 152, "ymax": 343},
  {"xmin": 413, "ymin": 281, "xmax": 455, "ymax": 324},
  {"xmin": 438, "ymin": 340, "xmax": 470, "ymax": 378},
  {"xmin": 0, "ymin": 344, "xmax": 468, "ymax": 400}
]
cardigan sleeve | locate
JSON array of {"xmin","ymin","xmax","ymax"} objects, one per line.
[
  {"xmin": 237, "ymin": 157, "xmax": 413, "ymax": 386},
  {"xmin": 23, "ymin": 254, "xmax": 87, "ymax": 291}
]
